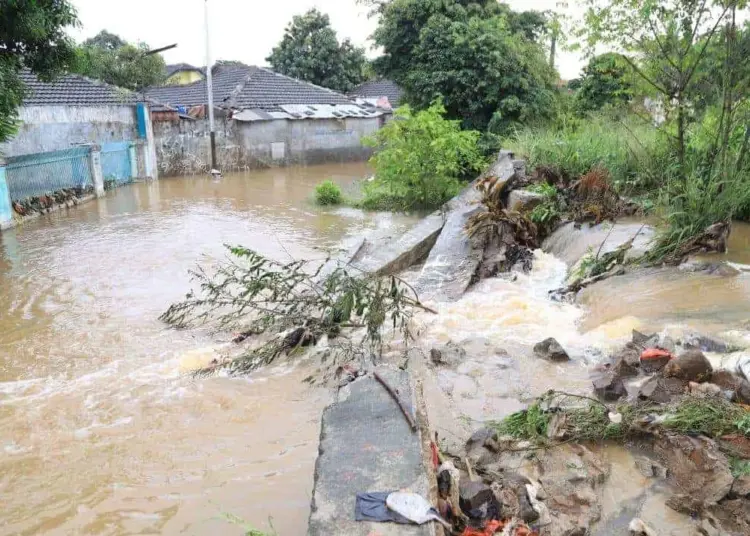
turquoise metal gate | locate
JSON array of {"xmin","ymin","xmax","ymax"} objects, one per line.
[
  {"xmin": 5, "ymin": 147, "xmax": 93, "ymax": 201},
  {"xmin": 101, "ymin": 142, "xmax": 134, "ymax": 185}
]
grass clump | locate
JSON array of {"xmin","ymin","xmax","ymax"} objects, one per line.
[
  {"xmin": 506, "ymin": 115, "xmax": 669, "ymax": 194},
  {"xmin": 314, "ymin": 180, "xmax": 343, "ymax": 206},
  {"xmin": 360, "ymin": 101, "xmax": 487, "ymax": 212},
  {"xmin": 527, "ymin": 183, "xmax": 563, "ymax": 231},
  {"xmin": 492, "ymin": 391, "xmax": 750, "ymax": 445}
]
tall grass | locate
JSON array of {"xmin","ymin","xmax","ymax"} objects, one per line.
[{"xmin": 505, "ymin": 116, "xmax": 671, "ymax": 193}]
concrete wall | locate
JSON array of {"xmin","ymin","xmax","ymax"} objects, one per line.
[
  {"xmin": 0, "ymin": 105, "xmax": 139, "ymax": 157},
  {"xmin": 152, "ymin": 115, "xmax": 379, "ymax": 176}
]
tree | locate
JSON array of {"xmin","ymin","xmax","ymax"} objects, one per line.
[
  {"xmin": 372, "ymin": 0, "xmax": 555, "ymax": 132},
  {"xmin": 574, "ymin": 53, "xmax": 634, "ymax": 113},
  {"xmin": 73, "ymin": 30, "xmax": 165, "ymax": 91},
  {"xmin": 579, "ymin": 0, "xmax": 745, "ymax": 179},
  {"xmin": 266, "ymin": 9, "xmax": 368, "ymax": 92},
  {"xmin": 0, "ymin": 0, "xmax": 78, "ymax": 143}
]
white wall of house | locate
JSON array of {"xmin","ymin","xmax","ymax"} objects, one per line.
[{"xmin": 1, "ymin": 105, "xmax": 139, "ymax": 157}]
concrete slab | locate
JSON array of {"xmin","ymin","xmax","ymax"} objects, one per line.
[{"xmin": 307, "ymin": 367, "xmax": 432, "ymax": 536}]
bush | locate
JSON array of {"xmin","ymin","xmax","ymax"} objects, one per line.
[
  {"xmin": 361, "ymin": 102, "xmax": 487, "ymax": 212},
  {"xmin": 506, "ymin": 115, "xmax": 671, "ymax": 194},
  {"xmin": 314, "ymin": 180, "xmax": 343, "ymax": 205}
]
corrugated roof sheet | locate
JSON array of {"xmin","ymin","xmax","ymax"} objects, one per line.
[{"xmin": 19, "ymin": 69, "xmax": 136, "ymax": 107}]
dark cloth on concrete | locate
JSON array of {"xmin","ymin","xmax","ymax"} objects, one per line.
[{"xmin": 355, "ymin": 491, "xmax": 411, "ymax": 524}]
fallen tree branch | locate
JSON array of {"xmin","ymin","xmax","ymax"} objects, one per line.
[{"xmin": 374, "ymin": 371, "xmax": 418, "ymax": 432}]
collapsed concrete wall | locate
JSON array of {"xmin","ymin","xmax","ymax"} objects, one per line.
[
  {"xmin": 0, "ymin": 105, "xmax": 139, "ymax": 157},
  {"xmin": 152, "ymin": 115, "xmax": 380, "ymax": 176}
]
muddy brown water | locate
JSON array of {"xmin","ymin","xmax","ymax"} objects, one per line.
[{"xmin": 0, "ymin": 163, "xmax": 418, "ymax": 536}]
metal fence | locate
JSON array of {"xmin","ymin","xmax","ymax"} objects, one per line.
[
  {"xmin": 5, "ymin": 147, "xmax": 93, "ymax": 201},
  {"xmin": 101, "ymin": 141, "xmax": 133, "ymax": 185}
]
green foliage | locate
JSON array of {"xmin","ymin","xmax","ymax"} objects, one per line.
[
  {"xmin": 493, "ymin": 401, "xmax": 550, "ymax": 440},
  {"xmin": 220, "ymin": 513, "xmax": 276, "ymax": 536},
  {"xmin": 730, "ymin": 457, "xmax": 750, "ymax": 478},
  {"xmin": 266, "ymin": 9, "xmax": 367, "ymax": 92},
  {"xmin": 506, "ymin": 115, "xmax": 671, "ymax": 193},
  {"xmin": 314, "ymin": 180, "xmax": 343, "ymax": 206},
  {"xmin": 0, "ymin": 0, "xmax": 78, "ymax": 143},
  {"xmin": 73, "ymin": 30, "xmax": 166, "ymax": 90},
  {"xmin": 575, "ymin": 53, "xmax": 635, "ymax": 113},
  {"xmin": 527, "ymin": 183, "xmax": 562, "ymax": 227},
  {"xmin": 161, "ymin": 246, "xmax": 432, "ymax": 375},
  {"xmin": 360, "ymin": 102, "xmax": 486, "ymax": 211},
  {"xmin": 372, "ymin": 0, "xmax": 556, "ymax": 132}
]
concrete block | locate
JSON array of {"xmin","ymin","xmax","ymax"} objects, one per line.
[{"xmin": 308, "ymin": 368, "xmax": 431, "ymax": 536}]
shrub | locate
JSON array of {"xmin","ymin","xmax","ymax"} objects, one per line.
[
  {"xmin": 361, "ymin": 102, "xmax": 487, "ymax": 212},
  {"xmin": 314, "ymin": 180, "xmax": 343, "ymax": 206}
]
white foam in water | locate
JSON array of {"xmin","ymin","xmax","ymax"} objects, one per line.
[{"xmin": 420, "ymin": 250, "xmax": 636, "ymax": 356}]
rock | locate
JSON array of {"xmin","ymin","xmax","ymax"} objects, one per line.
[
  {"xmin": 637, "ymin": 375, "xmax": 685, "ymax": 403},
  {"xmin": 430, "ymin": 340, "xmax": 467, "ymax": 366},
  {"xmin": 459, "ymin": 480, "xmax": 495, "ymax": 513},
  {"xmin": 655, "ymin": 434, "xmax": 734, "ymax": 510},
  {"xmin": 628, "ymin": 518, "xmax": 657, "ymax": 536},
  {"xmin": 711, "ymin": 371, "xmax": 750, "ymax": 403},
  {"xmin": 663, "ymin": 349, "xmax": 713, "ymax": 383},
  {"xmin": 508, "ymin": 189, "xmax": 545, "ymax": 212},
  {"xmin": 666, "ymin": 493, "xmax": 705, "ymax": 515},
  {"xmin": 592, "ymin": 370, "xmax": 627, "ymax": 401},
  {"xmin": 612, "ymin": 355, "xmax": 639, "ymax": 378},
  {"xmin": 679, "ymin": 259, "xmax": 741, "ymax": 277},
  {"xmin": 683, "ymin": 332, "xmax": 734, "ymax": 353},
  {"xmin": 633, "ymin": 455, "xmax": 668, "ymax": 479},
  {"xmin": 615, "ymin": 342, "xmax": 643, "ymax": 367},
  {"xmin": 534, "ymin": 337, "xmax": 570, "ymax": 362},
  {"xmin": 632, "ymin": 329, "xmax": 655, "ymax": 346},
  {"xmin": 732, "ymin": 475, "xmax": 750, "ymax": 498}
]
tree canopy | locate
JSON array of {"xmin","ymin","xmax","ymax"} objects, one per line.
[
  {"xmin": 73, "ymin": 30, "xmax": 166, "ymax": 91},
  {"xmin": 266, "ymin": 9, "xmax": 368, "ymax": 92},
  {"xmin": 372, "ymin": 0, "xmax": 556, "ymax": 132},
  {"xmin": 574, "ymin": 53, "xmax": 634, "ymax": 113},
  {"xmin": 0, "ymin": 0, "xmax": 79, "ymax": 143}
]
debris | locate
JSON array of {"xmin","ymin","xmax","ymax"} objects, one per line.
[
  {"xmin": 459, "ymin": 481, "xmax": 496, "ymax": 513},
  {"xmin": 385, "ymin": 491, "xmax": 451, "ymax": 527},
  {"xmin": 591, "ymin": 369, "xmax": 627, "ymax": 401},
  {"xmin": 533, "ymin": 337, "xmax": 570, "ymax": 362},
  {"xmin": 355, "ymin": 491, "xmax": 411, "ymax": 523},
  {"xmin": 663, "ymin": 350, "xmax": 713, "ymax": 383},
  {"xmin": 640, "ymin": 347, "xmax": 673, "ymax": 373},
  {"xmin": 637, "ymin": 375, "xmax": 685, "ymax": 403},
  {"xmin": 608, "ymin": 411, "xmax": 622, "ymax": 424},
  {"xmin": 628, "ymin": 518, "xmax": 657, "ymax": 536},
  {"xmin": 373, "ymin": 371, "xmax": 417, "ymax": 432},
  {"xmin": 439, "ymin": 460, "xmax": 469, "ymax": 521},
  {"xmin": 525, "ymin": 482, "xmax": 551, "ymax": 526}
]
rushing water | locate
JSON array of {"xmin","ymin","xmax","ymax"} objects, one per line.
[{"xmin": 0, "ymin": 163, "xmax": 418, "ymax": 536}]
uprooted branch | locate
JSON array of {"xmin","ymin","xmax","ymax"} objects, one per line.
[{"xmin": 161, "ymin": 245, "xmax": 435, "ymax": 375}]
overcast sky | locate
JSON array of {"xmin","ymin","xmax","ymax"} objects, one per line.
[{"xmin": 69, "ymin": 0, "xmax": 585, "ymax": 80}]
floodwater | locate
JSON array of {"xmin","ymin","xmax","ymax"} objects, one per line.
[{"xmin": 0, "ymin": 163, "xmax": 418, "ymax": 536}]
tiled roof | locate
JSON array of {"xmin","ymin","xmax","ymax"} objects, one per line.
[
  {"xmin": 19, "ymin": 69, "xmax": 136, "ymax": 106},
  {"xmin": 350, "ymin": 79, "xmax": 404, "ymax": 106},
  {"xmin": 145, "ymin": 64, "xmax": 355, "ymax": 112}
]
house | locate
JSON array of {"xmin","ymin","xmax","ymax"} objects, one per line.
[
  {"xmin": 1, "ymin": 70, "xmax": 141, "ymax": 157},
  {"xmin": 144, "ymin": 62, "xmax": 384, "ymax": 175},
  {"xmin": 350, "ymin": 79, "xmax": 404, "ymax": 111},
  {"xmin": 164, "ymin": 63, "xmax": 205, "ymax": 86}
]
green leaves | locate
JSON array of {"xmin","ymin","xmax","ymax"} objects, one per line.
[
  {"xmin": 266, "ymin": 9, "xmax": 368, "ymax": 92},
  {"xmin": 360, "ymin": 101, "xmax": 486, "ymax": 211},
  {"xmin": 372, "ymin": 0, "xmax": 555, "ymax": 132}
]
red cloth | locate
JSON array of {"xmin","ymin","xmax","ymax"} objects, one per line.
[{"xmin": 641, "ymin": 348, "xmax": 673, "ymax": 360}]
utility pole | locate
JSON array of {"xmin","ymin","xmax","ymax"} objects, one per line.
[
  {"xmin": 549, "ymin": 2, "xmax": 569, "ymax": 71},
  {"xmin": 204, "ymin": 0, "xmax": 218, "ymax": 174}
]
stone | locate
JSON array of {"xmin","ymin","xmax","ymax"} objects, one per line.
[
  {"xmin": 466, "ymin": 427, "xmax": 498, "ymax": 449},
  {"xmin": 663, "ymin": 349, "xmax": 713, "ymax": 383},
  {"xmin": 430, "ymin": 340, "xmax": 467, "ymax": 367},
  {"xmin": 459, "ymin": 480, "xmax": 495, "ymax": 513},
  {"xmin": 711, "ymin": 370, "xmax": 750, "ymax": 403},
  {"xmin": 633, "ymin": 455, "xmax": 668, "ymax": 479},
  {"xmin": 718, "ymin": 434, "xmax": 750, "ymax": 459},
  {"xmin": 592, "ymin": 370, "xmax": 627, "ymax": 401},
  {"xmin": 628, "ymin": 518, "xmax": 657, "ymax": 536},
  {"xmin": 655, "ymin": 434, "xmax": 734, "ymax": 511},
  {"xmin": 732, "ymin": 475, "xmax": 750, "ymax": 498},
  {"xmin": 683, "ymin": 332, "xmax": 733, "ymax": 353},
  {"xmin": 534, "ymin": 337, "xmax": 570, "ymax": 362},
  {"xmin": 632, "ymin": 329, "xmax": 655, "ymax": 347},
  {"xmin": 638, "ymin": 375, "xmax": 685, "ymax": 403},
  {"xmin": 508, "ymin": 189, "xmax": 545, "ymax": 212},
  {"xmin": 612, "ymin": 355, "xmax": 639, "ymax": 378},
  {"xmin": 615, "ymin": 342, "xmax": 643, "ymax": 367}
]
